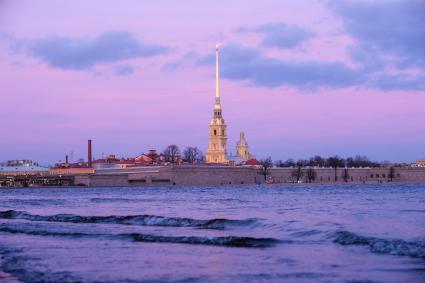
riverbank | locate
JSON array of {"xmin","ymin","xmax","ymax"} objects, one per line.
[{"xmin": 2, "ymin": 165, "xmax": 425, "ymax": 188}]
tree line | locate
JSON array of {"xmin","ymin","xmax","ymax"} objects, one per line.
[
  {"xmin": 274, "ymin": 155, "xmax": 381, "ymax": 168},
  {"xmin": 162, "ymin": 145, "xmax": 205, "ymax": 164},
  {"xmin": 260, "ymin": 155, "xmax": 395, "ymax": 183}
]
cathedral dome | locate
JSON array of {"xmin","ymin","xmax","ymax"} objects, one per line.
[{"xmin": 237, "ymin": 132, "xmax": 248, "ymax": 146}]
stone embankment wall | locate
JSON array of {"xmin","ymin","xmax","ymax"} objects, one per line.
[
  {"xmin": 173, "ymin": 166, "xmax": 258, "ymax": 185},
  {"xmin": 78, "ymin": 166, "xmax": 259, "ymax": 187},
  {"xmin": 270, "ymin": 167, "xmax": 401, "ymax": 183},
  {"xmin": 74, "ymin": 165, "xmax": 425, "ymax": 187},
  {"xmin": 271, "ymin": 167, "xmax": 425, "ymax": 183}
]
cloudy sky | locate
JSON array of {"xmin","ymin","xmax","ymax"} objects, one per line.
[{"xmin": 1, "ymin": 0, "xmax": 424, "ymax": 164}]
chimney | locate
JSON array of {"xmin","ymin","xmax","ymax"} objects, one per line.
[{"xmin": 88, "ymin": 139, "xmax": 92, "ymax": 168}]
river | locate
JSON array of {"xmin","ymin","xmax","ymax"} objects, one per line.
[{"xmin": 0, "ymin": 183, "xmax": 424, "ymax": 282}]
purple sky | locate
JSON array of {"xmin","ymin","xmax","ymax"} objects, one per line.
[{"xmin": 1, "ymin": 0, "xmax": 424, "ymax": 164}]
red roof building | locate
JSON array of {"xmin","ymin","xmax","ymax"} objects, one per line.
[{"xmin": 244, "ymin": 159, "xmax": 261, "ymax": 166}]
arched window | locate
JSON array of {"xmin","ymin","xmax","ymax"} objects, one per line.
[{"xmin": 214, "ymin": 129, "xmax": 217, "ymax": 135}]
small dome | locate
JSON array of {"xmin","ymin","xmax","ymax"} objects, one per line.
[
  {"xmin": 237, "ymin": 131, "xmax": 248, "ymax": 146},
  {"xmin": 237, "ymin": 140, "xmax": 248, "ymax": 147}
]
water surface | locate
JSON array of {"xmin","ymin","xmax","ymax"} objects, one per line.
[{"xmin": 0, "ymin": 184, "xmax": 424, "ymax": 282}]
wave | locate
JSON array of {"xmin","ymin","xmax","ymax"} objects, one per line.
[
  {"xmin": 129, "ymin": 233, "xmax": 279, "ymax": 247},
  {"xmin": 0, "ymin": 225, "xmax": 279, "ymax": 248},
  {"xmin": 90, "ymin": 197, "xmax": 141, "ymax": 203},
  {"xmin": 0, "ymin": 210, "xmax": 256, "ymax": 230},
  {"xmin": 1, "ymin": 199, "xmax": 66, "ymax": 206},
  {"xmin": 290, "ymin": 230, "xmax": 323, "ymax": 237},
  {"xmin": 0, "ymin": 246, "xmax": 83, "ymax": 283},
  {"xmin": 333, "ymin": 231, "xmax": 425, "ymax": 259}
]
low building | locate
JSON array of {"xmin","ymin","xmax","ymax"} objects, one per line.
[
  {"xmin": 49, "ymin": 168, "xmax": 94, "ymax": 175},
  {"xmin": 243, "ymin": 159, "xmax": 261, "ymax": 167},
  {"xmin": 416, "ymin": 159, "xmax": 425, "ymax": 167},
  {"xmin": 1, "ymin": 160, "xmax": 40, "ymax": 167},
  {"xmin": 0, "ymin": 165, "xmax": 49, "ymax": 176},
  {"xmin": 135, "ymin": 150, "xmax": 164, "ymax": 165},
  {"xmin": 92, "ymin": 155, "xmax": 136, "ymax": 169},
  {"xmin": 55, "ymin": 160, "xmax": 89, "ymax": 169},
  {"xmin": 92, "ymin": 151, "xmax": 165, "ymax": 169}
]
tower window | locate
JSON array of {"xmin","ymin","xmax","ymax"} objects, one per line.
[{"xmin": 214, "ymin": 129, "xmax": 217, "ymax": 135}]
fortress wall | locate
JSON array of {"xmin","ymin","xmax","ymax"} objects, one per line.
[
  {"xmin": 172, "ymin": 166, "xmax": 258, "ymax": 186},
  {"xmin": 270, "ymin": 168, "xmax": 377, "ymax": 183},
  {"xmin": 397, "ymin": 167, "xmax": 425, "ymax": 182},
  {"xmin": 270, "ymin": 167, "xmax": 418, "ymax": 183},
  {"xmin": 87, "ymin": 166, "xmax": 259, "ymax": 187},
  {"xmin": 89, "ymin": 174, "xmax": 130, "ymax": 187},
  {"xmin": 74, "ymin": 175, "xmax": 91, "ymax": 186},
  {"xmin": 89, "ymin": 166, "xmax": 175, "ymax": 187},
  {"xmin": 127, "ymin": 166, "xmax": 174, "ymax": 185},
  {"xmin": 81, "ymin": 166, "xmax": 425, "ymax": 187}
]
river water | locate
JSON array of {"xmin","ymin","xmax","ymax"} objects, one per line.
[{"xmin": 0, "ymin": 184, "xmax": 424, "ymax": 283}]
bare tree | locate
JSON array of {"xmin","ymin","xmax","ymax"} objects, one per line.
[
  {"xmin": 342, "ymin": 168, "xmax": 350, "ymax": 182},
  {"xmin": 296, "ymin": 159, "xmax": 308, "ymax": 167},
  {"xmin": 274, "ymin": 159, "xmax": 296, "ymax": 167},
  {"xmin": 259, "ymin": 157, "xmax": 273, "ymax": 181},
  {"xmin": 306, "ymin": 167, "xmax": 317, "ymax": 183},
  {"xmin": 274, "ymin": 160, "xmax": 284, "ymax": 167},
  {"xmin": 327, "ymin": 156, "xmax": 342, "ymax": 182},
  {"xmin": 388, "ymin": 166, "xmax": 395, "ymax": 182},
  {"xmin": 183, "ymin": 147, "xmax": 203, "ymax": 163},
  {"xmin": 163, "ymin": 145, "xmax": 181, "ymax": 164},
  {"xmin": 275, "ymin": 155, "xmax": 381, "ymax": 169},
  {"xmin": 291, "ymin": 166, "xmax": 304, "ymax": 183},
  {"xmin": 312, "ymin": 155, "xmax": 325, "ymax": 167}
]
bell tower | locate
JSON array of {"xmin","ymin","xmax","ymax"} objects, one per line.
[
  {"xmin": 206, "ymin": 44, "xmax": 227, "ymax": 163},
  {"xmin": 236, "ymin": 132, "xmax": 249, "ymax": 160}
]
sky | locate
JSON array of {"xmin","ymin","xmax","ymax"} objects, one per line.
[{"xmin": 0, "ymin": 0, "xmax": 424, "ymax": 164}]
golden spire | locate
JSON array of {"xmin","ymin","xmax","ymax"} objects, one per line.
[{"xmin": 215, "ymin": 43, "xmax": 220, "ymax": 100}]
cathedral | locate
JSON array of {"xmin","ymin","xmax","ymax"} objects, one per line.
[{"xmin": 205, "ymin": 45, "xmax": 254, "ymax": 164}]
